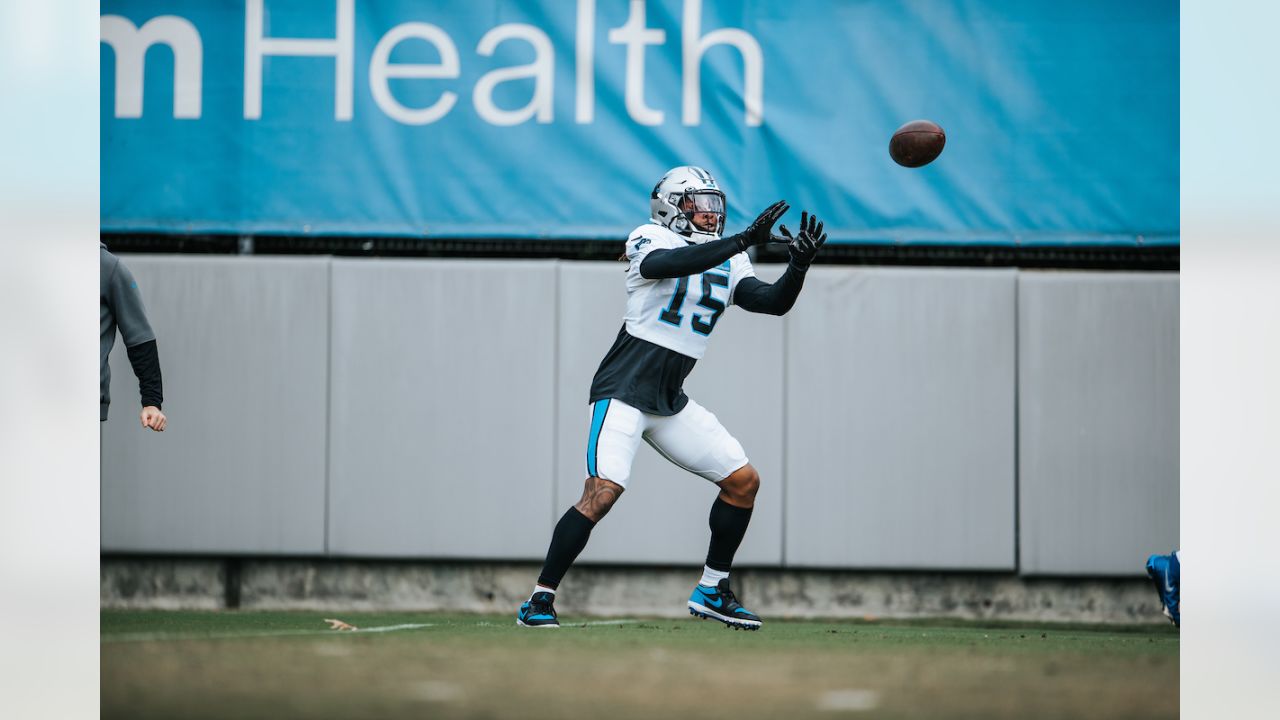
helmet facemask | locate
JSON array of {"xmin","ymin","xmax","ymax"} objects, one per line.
[{"xmin": 673, "ymin": 190, "xmax": 726, "ymax": 242}]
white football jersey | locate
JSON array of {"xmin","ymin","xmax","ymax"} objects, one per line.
[{"xmin": 621, "ymin": 223, "xmax": 757, "ymax": 359}]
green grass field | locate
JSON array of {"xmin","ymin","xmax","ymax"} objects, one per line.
[{"xmin": 102, "ymin": 610, "xmax": 1178, "ymax": 720}]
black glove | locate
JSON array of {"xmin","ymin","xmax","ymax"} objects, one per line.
[
  {"xmin": 730, "ymin": 200, "xmax": 789, "ymax": 251},
  {"xmin": 777, "ymin": 211, "xmax": 827, "ymax": 271}
]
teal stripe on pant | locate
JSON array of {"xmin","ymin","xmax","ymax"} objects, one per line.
[{"xmin": 586, "ymin": 399, "xmax": 611, "ymax": 477}]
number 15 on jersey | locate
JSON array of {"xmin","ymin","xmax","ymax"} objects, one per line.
[{"xmin": 659, "ymin": 271, "xmax": 730, "ymax": 336}]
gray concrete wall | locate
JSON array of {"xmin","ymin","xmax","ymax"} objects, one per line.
[
  {"xmin": 1018, "ymin": 272, "xmax": 1180, "ymax": 574},
  {"xmin": 785, "ymin": 268, "xmax": 1017, "ymax": 570},
  {"xmin": 326, "ymin": 260, "xmax": 557, "ymax": 559},
  {"xmin": 99, "ymin": 257, "xmax": 1178, "ymax": 576},
  {"xmin": 101, "ymin": 257, "xmax": 330, "ymax": 554}
]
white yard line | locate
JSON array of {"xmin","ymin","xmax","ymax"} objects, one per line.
[
  {"xmin": 354, "ymin": 623, "xmax": 434, "ymax": 633},
  {"xmin": 104, "ymin": 617, "xmax": 643, "ymax": 643},
  {"xmin": 102, "ymin": 623, "xmax": 435, "ymax": 644}
]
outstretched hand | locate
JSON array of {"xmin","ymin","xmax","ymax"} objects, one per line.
[
  {"xmin": 776, "ymin": 211, "xmax": 827, "ymax": 270},
  {"xmin": 734, "ymin": 200, "xmax": 790, "ymax": 250}
]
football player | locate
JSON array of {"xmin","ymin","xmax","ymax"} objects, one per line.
[{"xmin": 518, "ymin": 166, "xmax": 827, "ymax": 630}]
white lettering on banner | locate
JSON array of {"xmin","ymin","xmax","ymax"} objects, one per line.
[
  {"xmin": 101, "ymin": 0, "xmax": 765, "ymax": 128},
  {"xmin": 574, "ymin": 0, "xmax": 596, "ymax": 124},
  {"xmin": 682, "ymin": 0, "xmax": 763, "ymax": 127},
  {"xmin": 473, "ymin": 25, "xmax": 555, "ymax": 126},
  {"xmin": 369, "ymin": 23, "xmax": 460, "ymax": 125},
  {"xmin": 607, "ymin": 0, "xmax": 666, "ymax": 126},
  {"xmin": 244, "ymin": 0, "xmax": 354, "ymax": 121},
  {"xmin": 100, "ymin": 15, "xmax": 203, "ymax": 119}
]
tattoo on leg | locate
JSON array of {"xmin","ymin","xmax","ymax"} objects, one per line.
[{"xmin": 575, "ymin": 476, "xmax": 623, "ymax": 521}]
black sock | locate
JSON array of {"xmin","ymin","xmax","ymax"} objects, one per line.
[
  {"xmin": 536, "ymin": 507, "xmax": 596, "ymax": 589},
  {"xmin": 705, "ymin": 496, "xmax": 753, "ymax": 572}
]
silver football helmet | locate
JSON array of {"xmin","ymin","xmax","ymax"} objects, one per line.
[{"xmin": 649, "ymin": 166, "xmax": 726, "ymax": 243}]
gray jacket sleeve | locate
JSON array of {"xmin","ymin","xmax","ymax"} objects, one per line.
[
  {"xmin": 107, "ymin": 260, "xmax": 156, "ymax": 348},
  {"xmin": 107, "ymin": 259, "xmax": 163, "ymax": 408}
]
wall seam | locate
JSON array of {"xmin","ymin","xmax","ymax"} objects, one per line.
[
  {"xmin": 1012, "ymin": 270, "xmax": 1021, "ymax": 574},
  {"xmin": 551, "ymin": 262, "xmax": 562, "ymax": 537},
  {"xmin": 323, "ymin": 258, "xmax": 334, "ymax": 555},
  {"xmin": 780, "ymin": 303, "xmax": 789, "ymax": 568}
]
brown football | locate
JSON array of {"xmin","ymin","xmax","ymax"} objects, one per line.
[{"xmin": 889, "ymin": 120, "xmax": 946, "ymax": 168}]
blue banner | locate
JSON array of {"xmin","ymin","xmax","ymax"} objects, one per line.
[{"xmin": 101, "ymin": 0, "xmax": 1178, "ymax": 245}]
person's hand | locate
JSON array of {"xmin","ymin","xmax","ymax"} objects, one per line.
[
  {"xmin": 140, "ymin": 406, "xmax": 167, "ymax": 432},
  {"xmin": 777, "ymin": 211, "xmax": 828, "ymax": 271},
  {"xmin": 733, "ymin": 200, "xmax": 789, "ymax": 250}
]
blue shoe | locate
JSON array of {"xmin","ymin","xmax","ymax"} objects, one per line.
[
  {"xmin": 1145, "ymin": 552, "xmax": 1179, "ymax": 627},
  {"xmin": 517, "ymin": 591, "xmax": 560, "ymax": 628},
  {"xmin": 688, "ymin": 579, "xmax": 762, "ymax": 630}
]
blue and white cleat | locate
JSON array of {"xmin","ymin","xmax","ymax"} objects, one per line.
[
  {"xmin": 1145, "ymin": 552, "xmax": 1180, "ymax": 627},
  {"xmin": 688, "ymin": 579, "xmax": 762, "ymax": 631},
  {"xmin": 517, "ymin": 591, "xmax": 560, "ymax": 628}
]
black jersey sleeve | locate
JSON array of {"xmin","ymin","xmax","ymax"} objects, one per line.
[
  {"xmin": 638, "ymin": 237, "xmax": 743, "ymax": 279},
  {"xmin": 732, "ymin": 265, "xmax": 807, "ymax": 316}
]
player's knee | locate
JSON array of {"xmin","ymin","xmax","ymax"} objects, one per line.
[
  {"xmin": 575, "ymin": 476, "xmax": 625, "ymax": 522},
  {"xmin": 722, "ymin": 464, "xmax": 760, "ymax": 502}
]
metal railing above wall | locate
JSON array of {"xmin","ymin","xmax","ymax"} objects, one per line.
[{"xmin": 101, "ymin": 233, "xmax": 1178, "ymax": 271}]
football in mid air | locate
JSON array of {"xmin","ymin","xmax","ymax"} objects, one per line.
[{"xmin": 889, "ymin": 120, "xmax": 946, "ymax": 167}]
